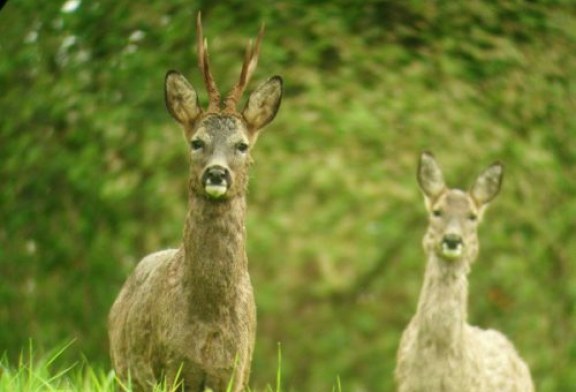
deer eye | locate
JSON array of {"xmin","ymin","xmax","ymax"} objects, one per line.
[
  {"xmin": 468, "ymin": 213, "xmax": 478, "ymax": 221},
  {"xmin": 236, "ymin": 142, "xmax": 249, "ymax": 153},
  {"xmin": 432, "ymin": 209, "xmax": 442, "ymax": 218},
  {"xmin": 190, "ymin": 139, "xmax": 205, "ymax": 151}
]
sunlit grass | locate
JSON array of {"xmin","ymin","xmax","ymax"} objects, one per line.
[
  {"xmin": 0, "ymin": 342, "xmax": 344, "ymax": 392},
  {"xmin": 0, "ymin": 341, "xmax": 115, "ymax": 392}
]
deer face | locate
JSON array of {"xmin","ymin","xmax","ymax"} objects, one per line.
[
  {"xmin": 424, "ymin": 189, "xmax": 482, "ymax": 262},
  {"xmin": 165, "ymin": 74, "xmax": 282, "ymax": 200},
  {"xmin": 417, "ymin": 152, "xmax": 503, "ymax": 263},
  {"xmin": 164, "ymin": 14, "xmax": 282, "ymax": 200},
  {"xmin": 187, "ymin": 114, "xmax": 251, "ymax": 199}
]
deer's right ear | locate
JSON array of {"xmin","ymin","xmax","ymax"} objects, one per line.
[
  {"xmin": 165, "ymin": 70, "xmax": 202, "ymax": 126},
  {"xmin": 417, "ymin": 151, "xmax": 446, "ymax": 200}
]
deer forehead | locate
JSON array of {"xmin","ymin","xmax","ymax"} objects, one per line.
[
  {"xmin": 193, "ymin": 115, "xmax": 249, "ymax": 144},
  {"xmin": 433, "ymin": 189, "xmax": 478, "ymax": 216}
]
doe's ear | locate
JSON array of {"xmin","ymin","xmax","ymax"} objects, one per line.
[
  {"xmin": 165, "ymin": 70, "xmax": 202, "ymax": 125},
  {"xmin": 242, "ymin": 76, "xmax": 283, "ymax": 135},
  {"xmin": 417, "ymin": 151, "xmax": 446, "ymax": 200},
  {"xmin": 470, "ymin": 162, "xmax": 504, "ymax": 206}
]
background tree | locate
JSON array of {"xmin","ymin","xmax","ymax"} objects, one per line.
[{"xmin": 1, "ymin": 1, "xmax": 575, "ymax": 390}]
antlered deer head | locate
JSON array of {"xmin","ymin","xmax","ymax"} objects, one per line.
[{"xmin": 165, "ymin": 13, "xmax": 283, "ymax": 200}]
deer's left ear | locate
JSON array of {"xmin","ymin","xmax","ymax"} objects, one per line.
[
  {"xmin": 242, "ymin": 76, "xmax": 283, "ymax": 134},
  {"xmin": 470, "ymin": 162, "xmax": 504, "ymax": 206}
]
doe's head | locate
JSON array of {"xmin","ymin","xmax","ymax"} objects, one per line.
[
  {"xmin": 165, "ymin": 13, "xmax": 283, "ymax": 200},
  {"xmin": 417, "ymin": 151, "xmax": 503, "ymax": 263}
]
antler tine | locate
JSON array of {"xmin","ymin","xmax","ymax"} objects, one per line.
[
  {"xmin": 196, "ymin": 12, "xmax": 221, "ymax": 112},
  {"xmin": 224, "ymin": 23, "xmax": 265, "ymax": 112}
]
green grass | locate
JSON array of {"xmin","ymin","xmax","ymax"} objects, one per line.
[
  {"xmin": 0, "ymin": 342, "xmax": 116, "ymax": 392},
  {"xmin": 0, "ymin": 343, "xmax": 341, "ymax": 392}
]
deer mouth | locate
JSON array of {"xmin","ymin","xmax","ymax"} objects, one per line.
[
  {"xmin": 439, "ymin": 243, "xmax": 463, "ymax": 260},
  {"xmin": 438, "ymin": 235, "xmax": 464, "ymax": 261},
  {"xmin": 205, "ymin": 183, "xmax": 228, "ymax": 198},
  {"xmin": 202, "ymin": 166, "xmax": 231, "ymax": 199}
]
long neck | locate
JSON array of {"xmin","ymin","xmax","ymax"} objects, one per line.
[
  {"xmin": 182, "ymin": 193, "xmax": 247, "ymax": 319},
  {"xmin": 413, "ymin": 253, "xmax": 470, "ymax": 351}
]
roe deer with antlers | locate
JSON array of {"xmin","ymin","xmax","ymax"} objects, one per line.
[
  {"xmin": 108, "ymin": 13, "xmax": 282, "ymax": 392},
  {"xmin": 395, "ymin": 152, "xmax": 534, "ymax": 392}
]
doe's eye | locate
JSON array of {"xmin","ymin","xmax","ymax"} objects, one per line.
[
  {"xmin": 190, "ymin": 139, "xmax": 205, "ymax": 151},
  {"xmin": 468, "ymin": 213, "xmax": 478, "ymax": 221},
  {"xmin": 432, "ymin": 209, "xmax": 442, "ymax": 218},
  {"xmin": 236, "ymin": 142, "xmax": 249, "ymax": 153}
]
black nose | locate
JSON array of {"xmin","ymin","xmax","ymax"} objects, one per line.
[
  {"xmin": 442, "ymin": 234, "xmax": 463, "ymax": 250},
  {"xmin": 203, "ymin": 166, "xmax": 230, "ymax": 185}
]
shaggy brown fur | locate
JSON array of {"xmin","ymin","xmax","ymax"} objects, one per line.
[{"xmin": 108, "ymin": 14, "xmax": 282, "ymax": 391}]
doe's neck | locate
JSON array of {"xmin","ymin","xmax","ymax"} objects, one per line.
[{"xmin": 413, "ymin": 252, "xmax": 471, "ymax": 350}]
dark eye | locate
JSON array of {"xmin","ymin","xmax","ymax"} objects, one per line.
[
  {"xmin": 236, "ymin": 142, "xmax": 249, "ymax": 153},
  {"xmin": 468, "ymin": 213, "xmax": 478, "ymax": 221},
  {"xmin": 432, "ymin": 209, "xmax": 442, "ymax": 217},
  {"xmin": 190, "ymin": 139, "xmax": 205, "ymax": 151}
]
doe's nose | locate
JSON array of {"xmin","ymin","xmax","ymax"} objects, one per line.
[{"xmin": 442, "ymin": 234, "xmax": 463, "ymax": 250}]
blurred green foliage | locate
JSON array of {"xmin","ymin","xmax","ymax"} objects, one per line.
[{"xmin": 1, "ymin": 1, "xmax": 575, "ymax": 390}]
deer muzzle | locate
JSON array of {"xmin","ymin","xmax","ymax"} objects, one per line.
[
  {"xmin": 439, "ymin": 233, "xmax": 464, "ymax": 261},
  {"xmin": 202, "ymin": 166, "xmax": 231, "ymax": 199}
]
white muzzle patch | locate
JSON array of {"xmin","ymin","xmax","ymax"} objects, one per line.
[
  {"xmin": 440, "ymin": 242, "xmax": 463, "ymax": 261},
  {"xmin": 205, "ymin": 183, "xmax": 228, "ymax": 198}
]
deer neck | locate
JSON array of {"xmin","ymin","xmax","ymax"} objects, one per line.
[
  {"xmin": 413, "ymin": 253, "xmax": 470, "ymax": 351},
  {"xmin": 182, "ymin": 193, "xmax": 248, "ymax": 319}
]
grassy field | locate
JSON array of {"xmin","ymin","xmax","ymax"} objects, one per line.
[
  {"xmin": 0, "ymin": 343, "xmax": 311, "ymax": 392},
  {"xmin": 1, "ymin": 343, "xmax": 117, "ymax": 392}
]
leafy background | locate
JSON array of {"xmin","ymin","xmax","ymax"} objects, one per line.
[{"xmin": 1, "ymin": 0, "xmax": 575, "ymax": 390}]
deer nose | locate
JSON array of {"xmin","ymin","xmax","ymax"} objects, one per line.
[
  {"xmin": 442, "ymin": 234, "xmax": 463, "ymax": 250},
  {"xmin": 203, "ymin": 166, "xmax": 230, "ymax": 186}
]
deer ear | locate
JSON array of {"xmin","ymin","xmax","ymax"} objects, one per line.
[
  {"xmin": 417, "ymin": 151, "xmax": 446, "ymax": 200},
  {"xmin": 242, "ymin": 76, "xmax": 283, "ymax": 134},
  {"xmin": 470, "ymin": 162, "xmax": 504, "ymax": 206},
  {"xmin": 165, "ymin": 70, "xmax": 202, "ymax": 126}
]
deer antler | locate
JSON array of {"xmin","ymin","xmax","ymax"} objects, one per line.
[
  {"xmin": 224, "ymin": 24, "xmax": 265, "ymax": 113},
  {"xmin": 196, "ymin": 12, "xmax": 221, "ymax": 112}
]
